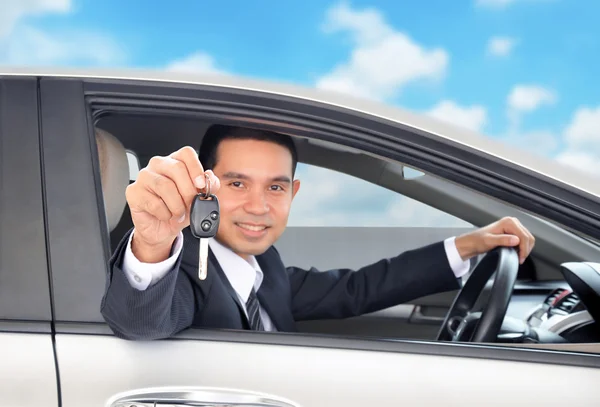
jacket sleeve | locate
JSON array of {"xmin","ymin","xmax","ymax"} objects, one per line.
[
  {"xmin": 100, "ymin": 229, "xmax": 198, "ymax": 340},
  {"xmin": 284, "ymin": 241, "xmax": 461, "ymax": 321}
]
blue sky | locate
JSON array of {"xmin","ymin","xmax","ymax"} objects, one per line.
[{"xmin": 1, "ymin": 0, "xmax": 599, "ymax": 226}]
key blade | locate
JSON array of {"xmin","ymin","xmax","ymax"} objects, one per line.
[{"xmin": 199, "ymin": 238, "xmax": 209, "ymax": 280}]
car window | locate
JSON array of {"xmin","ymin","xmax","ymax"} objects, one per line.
[
  {"xmin": 277, "ymin": 163, "xmax": 474, "ymax": 274},
  {"xmin": 288, "ymin": 163, "xmax": 473, "ymax": 228}
]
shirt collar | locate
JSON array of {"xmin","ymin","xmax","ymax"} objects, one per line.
[{"xmin": 208, "ymin": 237, "xmax": 264, "ymax": 303}]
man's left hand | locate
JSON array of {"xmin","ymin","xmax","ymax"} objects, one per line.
[{"xmin": 455, "ymin": 217, "xmax": 535, "ymax": 265}]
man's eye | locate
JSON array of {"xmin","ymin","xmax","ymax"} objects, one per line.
[
  {"xmin": 270, "ymin": 185, "xmax": 284, "ymax": 191},
  {"xmin": 231, "ymin": 181, "xmax": 243, "ymax": 188}
]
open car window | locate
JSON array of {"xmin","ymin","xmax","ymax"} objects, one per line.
[{"xmin": 288, "ymin": 163, "xmax": 473, "ymax": 228}]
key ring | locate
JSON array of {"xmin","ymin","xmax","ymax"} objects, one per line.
[{"xmin": 201, "ymin": 173, "xmax": 211, "ymax": 199}]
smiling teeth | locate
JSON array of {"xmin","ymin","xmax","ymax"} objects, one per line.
[{"xmin": 238, "ymin": 224, "xmax": 266, "ymax": 231}]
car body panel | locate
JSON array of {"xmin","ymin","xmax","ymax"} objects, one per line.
[
  {"xmin": 0, "ymin": 333, "xmax": 58, "ymax": 406},
  {"xmin": 56, "ymin": 334, "xmax": 600, "ymax": 406}
]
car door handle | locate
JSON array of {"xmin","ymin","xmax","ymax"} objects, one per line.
[{"xmin": 107, "ymin": 386, "xmax": 301, "ymax": 407}]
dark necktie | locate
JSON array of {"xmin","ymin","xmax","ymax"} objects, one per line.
[{"xmin": 246, "ymin": 287, "xmax": 265, "ymax": 331}]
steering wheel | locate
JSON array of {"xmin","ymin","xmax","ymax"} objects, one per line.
[{"xmin": 437, "ymin": 246, "xmax": 520, "ymax": 342}]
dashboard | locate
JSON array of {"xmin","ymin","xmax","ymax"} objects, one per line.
[
  {"xmin": 526, "ymin": 288, "xmax": 596, "ymax": 341},
  {"xmin": 503, "ymin": 262, "xmax": 600, "ymax": 344}
]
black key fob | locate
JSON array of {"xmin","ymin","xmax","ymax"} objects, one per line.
[{"xmin": 190, "ymin": 193, "xmax": 220, "ymax": 239}]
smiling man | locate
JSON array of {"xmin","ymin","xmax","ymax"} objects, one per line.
[{"xmin": 100, "ymin": 124, "xmax": 535, "ymax": 339}]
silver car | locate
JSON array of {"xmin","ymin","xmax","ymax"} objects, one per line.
[{"xmin": 2, "ymin": 67, "xmax": 600, "ymax": 407}]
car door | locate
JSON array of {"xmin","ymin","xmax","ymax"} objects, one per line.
[
  {"xmin": 0, "ymin": 77, "xmax": 58, "ymax": 406},
  {"xmin": 38, "ymin": 72, "xmax": 600, "ymax": 406}
]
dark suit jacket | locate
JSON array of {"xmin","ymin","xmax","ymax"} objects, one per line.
[{"xmin": 101, "ymin": 227, "xmax": 461, "ymax": 340}]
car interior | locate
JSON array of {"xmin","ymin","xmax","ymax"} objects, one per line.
[{"xmin": 92, "ymin": 111, "xmax": 600, "ymax": 353}]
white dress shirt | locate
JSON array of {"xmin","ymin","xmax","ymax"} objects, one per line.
[{"xmin": 122, "ymin": 231, "xmax": 470, "ymax": 332}]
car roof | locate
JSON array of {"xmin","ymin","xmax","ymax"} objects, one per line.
[{"xmin": 2, "ymin": 66, "xmax": 598, "ymax": 199}]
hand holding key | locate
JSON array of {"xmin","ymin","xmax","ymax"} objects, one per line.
[{"xmin": 125, "ymin": 146, "xmax": 220, "ymax": 264}]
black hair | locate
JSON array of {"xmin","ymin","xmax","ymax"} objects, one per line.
[{"xmin": 198, "ymin": 124, "xmax": 298, "ymax": 176}]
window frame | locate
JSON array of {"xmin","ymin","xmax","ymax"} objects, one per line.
[
  {"xmin": 38, "ymin": 75, "xmax": 600, "ymax": 370},
  {"xmin": 38, "ymin": 78, "xmax": 111, "ymax": 325}
]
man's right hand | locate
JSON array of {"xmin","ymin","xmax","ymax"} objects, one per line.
[{"xmin": 125, "ymin": 146, "xmax": 221, "ymax": 263}]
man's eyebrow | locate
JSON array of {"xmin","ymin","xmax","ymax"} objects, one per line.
[
  {"xmin": 272, "ymin": 176, "xmax": 292, "ymax": 184},
  {"xmin": 221, "ymin": 172, "xmax": 249, "ymax": 180},
  {"xmin": 221, "ymin": 172, "xmax": 292, "ymax": 184}
]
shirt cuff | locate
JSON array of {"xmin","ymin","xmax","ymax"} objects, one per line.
[
  {"xmin": 121, "ymin": 230, "xmax": 184, "ymax": 290},
  {"xmin": 444, "ymin": 236, "xmax": 471, "ymax": 278}
]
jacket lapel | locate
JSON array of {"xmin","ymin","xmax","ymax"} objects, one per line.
[
  {"xmin": 255, "ymin": 249, "xmax": 297, "ymax": 332},
  {"xmin": 207, "ymin": 249, "xmax": 250, "ymax": 329}
]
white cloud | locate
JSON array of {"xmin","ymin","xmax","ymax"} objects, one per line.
[
  {"xmin": 166, "ymin": 52, "xmax": 226, "ymax": 75},
  {"xmin": 426, "ymin": 100, "xmax": 488, "ymax": 132},
  {"xmin": 0, "ymin": 0, "xmax": 125, "ymax": 67},
  {"xmin": 556, "ymin": 151, "xmax": 600, "ymax": 177},
  {"xmin": 508, "ymin": 85, "xmax": 557, "ymax": 113},
  {"xmin": 0, "ymin": 0, "xmax": 70, "ymax": 39},
  {"xmin": 1, "ymin": 26, "xmax": 125, "ymax": 66},
  {"xmin": 321, "ymin": 1, "xmax": 394, "ymax": 45},
  {"xmin": 316, "ymin": 2, "xmax": 449, "ymax": 101},
  {"xmin": 487, "ymin": 36, "xmax": 518, "ymax": 57},
  {"xmin": 287, "ymin": 164, "xmax": 472, "ymax": 227},
  {"xmin": 506, "ymin": 84, "xmax": 558, "ymax": 131},
  {"xmin": 554, "ymin": 106, "xmax": 600, "ymax": 178},
  {"xmin": 497, "ymin": 84, "xmax": 562, "ymax": 159},
  {"xmin": 563, "ymin": 106, "xmax": 600, "ymax": 147},
  {"xmin": 497, "ymin": 93, "xmax": 598, "ymax": 178}
]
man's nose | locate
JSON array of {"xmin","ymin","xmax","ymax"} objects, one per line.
[{"xmin": 244, "ymin": 189, "xmax": 269, "ymax": 215}]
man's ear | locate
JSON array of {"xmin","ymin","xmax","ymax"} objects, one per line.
[{"xmin": 291, "ymin": 179, "xmax": 301, "ymax": 199}]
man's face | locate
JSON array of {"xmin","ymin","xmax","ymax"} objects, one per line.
[{"xmin": 210, "ymin": 138, "xmax": 300, "ymax": 259}]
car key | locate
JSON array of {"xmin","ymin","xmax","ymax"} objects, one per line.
[{"xmin": 190, "ymin": 175, "xmax": 220, "ymax": 280}]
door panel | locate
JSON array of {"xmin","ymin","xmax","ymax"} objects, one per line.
[
  {"xmin": 55, "ymin": 333, "xmax": 600, "ymax": 406},
  {"xmin": 0, "ymin": 333, "xmax": 59, "ymax": 406}
]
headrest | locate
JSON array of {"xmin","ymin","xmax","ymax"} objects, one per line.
[{"xmin": 95, "ymin": 128, "xmax": 129, "ymax": 232}]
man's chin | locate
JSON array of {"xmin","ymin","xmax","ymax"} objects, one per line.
[
  {"xmin": 233, "ymin": 242, "xmax": 272, "ymax": 258},
  {"xmin": 221, "ymin": 235, "xmax": 273, "ymax": 257}
]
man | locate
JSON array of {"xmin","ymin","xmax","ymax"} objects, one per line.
[{"xmin": 100, "ymin": 124, "xmax": 535, "ymax": 340}]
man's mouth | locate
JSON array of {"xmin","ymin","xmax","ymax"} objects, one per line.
[{"xmin": 236, "ymin": 223, "xmax": 269, "ymax": 232}]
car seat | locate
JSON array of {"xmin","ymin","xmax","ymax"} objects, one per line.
[{"xmin": 95, "ymin": 127, "xmax": 131, "ymax": 252}]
